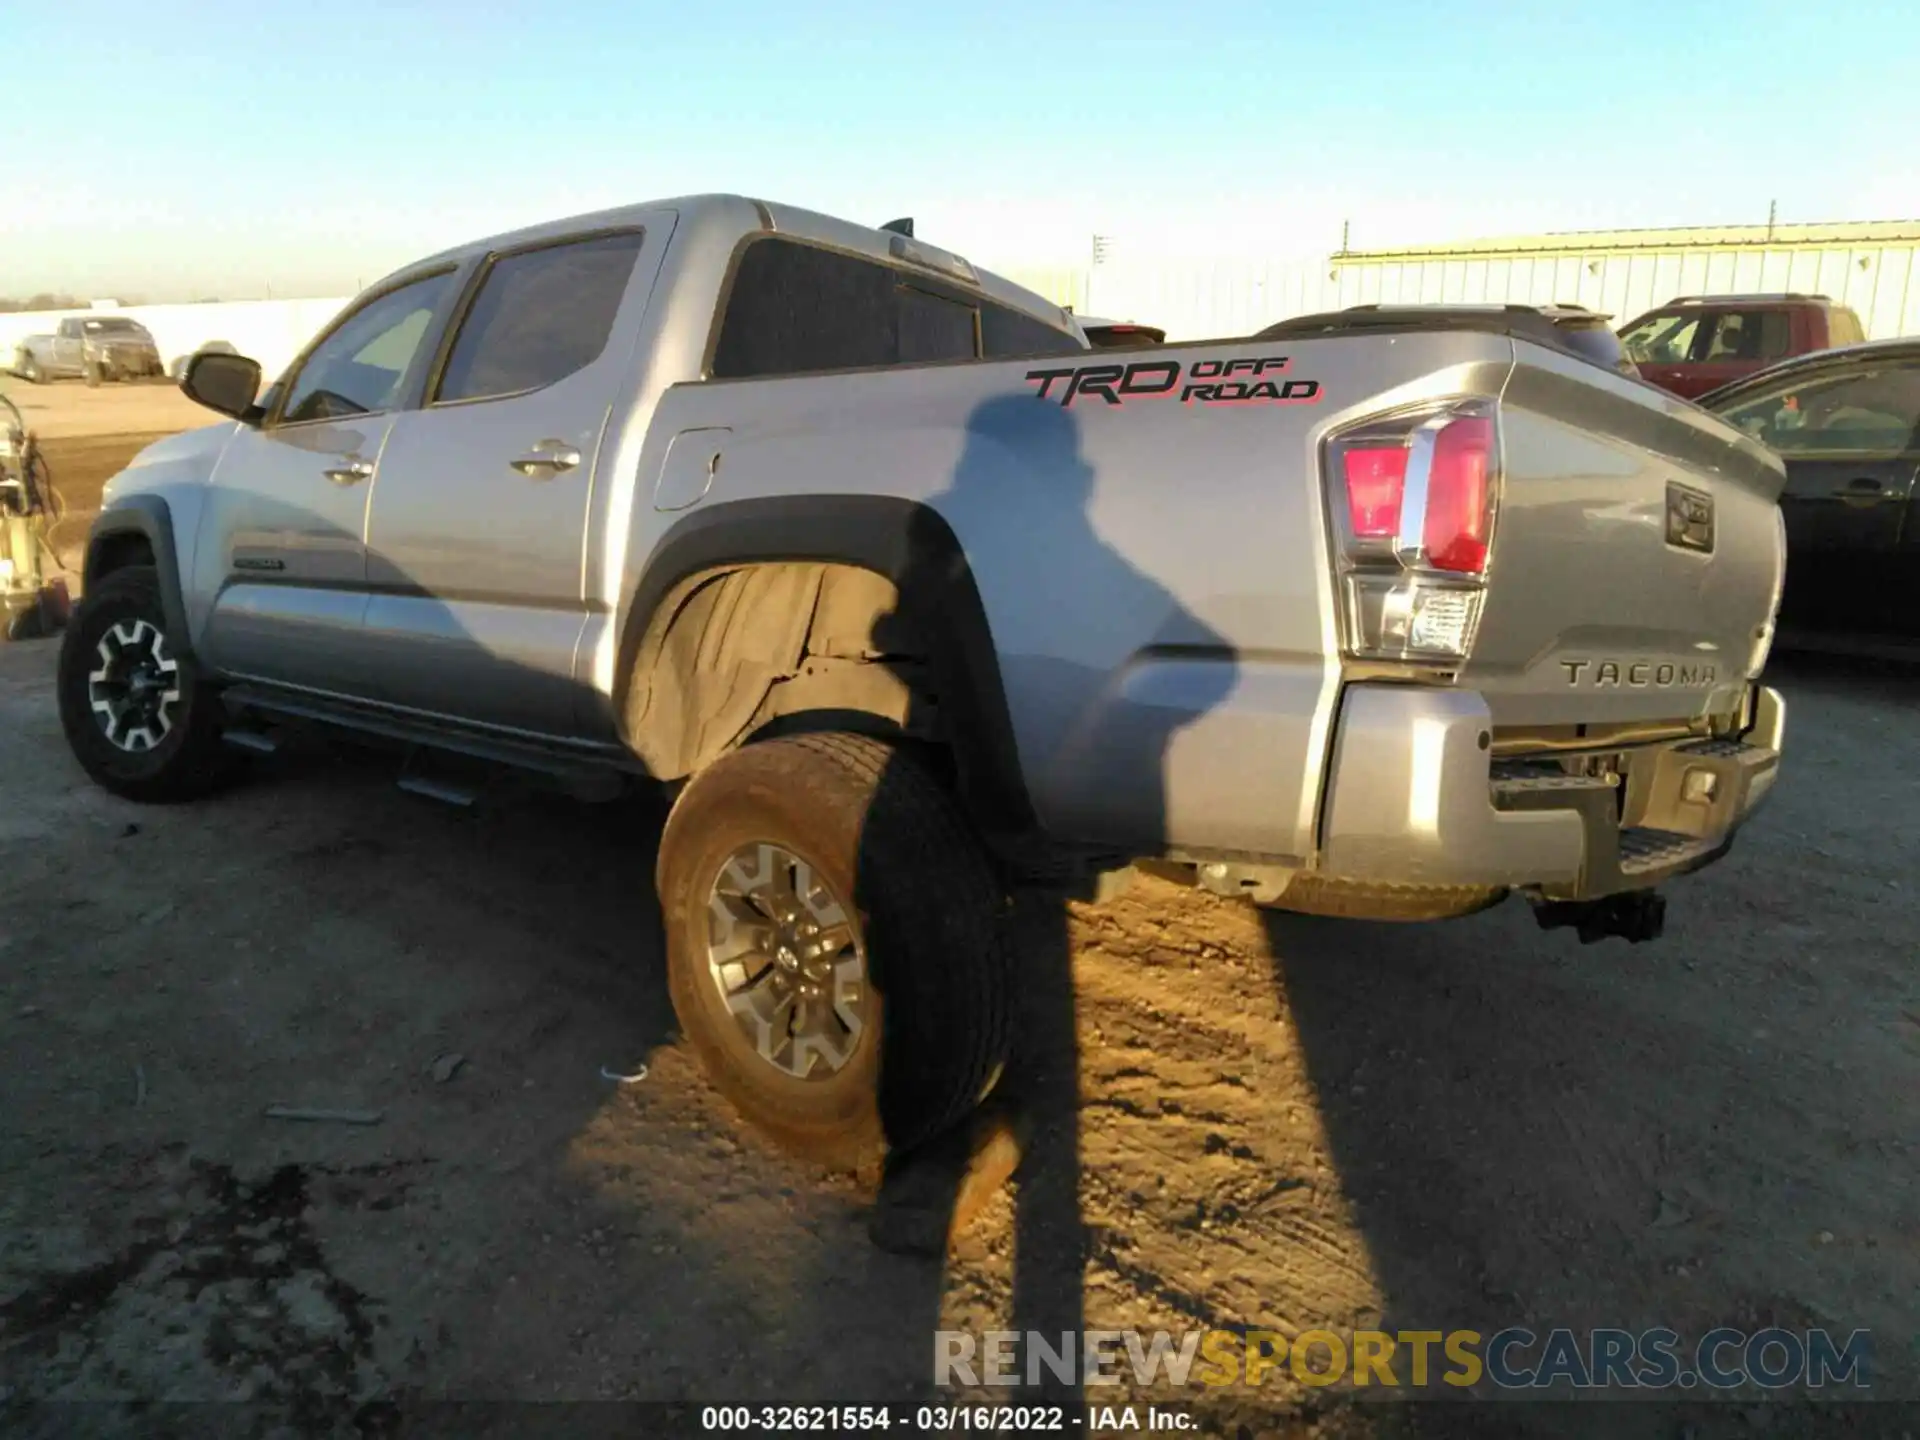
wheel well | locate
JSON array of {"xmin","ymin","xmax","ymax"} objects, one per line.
[
  {"xmin": 616, "ymin": 494, "xmax": 1042, "ymax": 847},
  {"xmin": 623, "ymin": 561, "xmax": 942, "ymax": 784},
  {"xmin": 88, "ymin": 531, "xmax": 156, "ymax": 586}
]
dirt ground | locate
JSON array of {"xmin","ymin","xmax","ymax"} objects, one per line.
[
  {"xmin": 1, "ymin": 374, "xmax": 212, "ymax": 445},
  {"xmin": 1, "ymin": 412, "xmax": 1916, "ymax": 1439},
  {"xmin": 1, "ymin": 381, "xmax": 214, "ymax": 584}
]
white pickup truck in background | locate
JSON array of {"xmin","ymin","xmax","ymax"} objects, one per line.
[{"xmin": 12, "ymin": 315, "xmax": 165, "ymax": 385}]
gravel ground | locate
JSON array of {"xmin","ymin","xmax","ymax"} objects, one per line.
[
  {"xmin": 0, "ymin": 421, "xmax": 1916, "ymax": 1439},
  {"xmin": 0, "ymin": 374, "xmax": 212, "ymax": 443}
]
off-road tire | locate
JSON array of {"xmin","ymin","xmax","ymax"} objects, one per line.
[
  {"xmin": 17, "ymin": 355, "xmax": 41, "ymax": 384},
  {"xmin": 57, "ymin": 567, "xmax": 237, "ymax": 802},
  {"xmin": 656, "ymin": 732, "xmax": 1011, "ymax": 1173},
  {"xmin": 1267, "ymin": 875, "xmax": 1507, "ymax": 922}
]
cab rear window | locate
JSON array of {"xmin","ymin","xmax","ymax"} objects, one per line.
[{"xmin": 710, "ymin": 237, "xmax": 1079, "ymax": 379}]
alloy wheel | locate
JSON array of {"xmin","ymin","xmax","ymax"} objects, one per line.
[
  {"xmin": 704, "ymin": 841, "xmax": 869, "ymax": 1079},
  {"xmin": 87, "ymin": 618, "xmax": 182, "ymax": 752}
]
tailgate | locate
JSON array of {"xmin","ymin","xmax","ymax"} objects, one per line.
[{"xmin": 1461, "ymin": 342, "xmax": 1787, "ymax": 732}]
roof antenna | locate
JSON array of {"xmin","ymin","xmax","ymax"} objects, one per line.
[{"xmin": 880, "ymin": 218, "xmax": 914, "ymax": 237}]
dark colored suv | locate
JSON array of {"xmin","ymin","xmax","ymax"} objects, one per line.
[{"xmin": 1617, "ymin": 294, "xmax": 1867, "ymax": 400}]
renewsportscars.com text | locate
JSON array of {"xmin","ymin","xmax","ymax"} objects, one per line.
[{"xmin": 935, "ymin": 1326, "xmax": 1872, "ymax": 1392}]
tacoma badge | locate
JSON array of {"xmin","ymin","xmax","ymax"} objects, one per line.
[{"xmin": 1562, "ymin": 659, "xmax": 1718, "ymax": 687}]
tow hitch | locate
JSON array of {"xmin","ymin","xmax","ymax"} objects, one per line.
[{"xmin": 1532, "ymin": 890, "xmax": 1667, "ymax": 944}]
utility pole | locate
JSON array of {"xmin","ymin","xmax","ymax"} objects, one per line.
[
  {"xmin": 1340, "ymin": 219, "xmax": 1350, "ymax": 254},
  {"xmin": 1088, "ymin": 234, "xmax": 1113, "ymax": 315},
  {"xmin": 1766, "ymin": 199, "xmax": 1777, "ymax": 242}
]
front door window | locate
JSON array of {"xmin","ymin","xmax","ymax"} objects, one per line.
[{"xmin": 277, "ymin": 271, "xmax": 457, "ymax": 425}]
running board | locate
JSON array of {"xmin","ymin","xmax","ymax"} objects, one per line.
[
  {"xmin": 397, "ymin": 771, "xmax": 479, "ymax": 808},
  {"xmin": 220, "ymin": 683, "xmax": 634, "ymax": 802},
  {"xmin": 221, "ymin": 728, "xmax": 281, "ymax": 755}
]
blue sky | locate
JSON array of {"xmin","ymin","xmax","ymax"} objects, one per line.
[{"xmin": 8, "ymin": 0, "xmax": 1919, "ymax": 300}]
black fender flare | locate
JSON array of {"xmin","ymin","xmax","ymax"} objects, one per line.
[
  {"xmin": 84, "ymin": 498, "xmax": 196, "ymax": 660},
  {"xmin": 617, "ymin": 494, "xmax": 1039, "ymax": 842}
]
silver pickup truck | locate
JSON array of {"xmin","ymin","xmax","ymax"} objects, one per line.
[
  {"xmin": 59, "ymin": 194, "xmax": 1788, "ymax": 1168},
  {"xmin": 13, "ymin": 315, "xmax": 165, "ymax": 384}
]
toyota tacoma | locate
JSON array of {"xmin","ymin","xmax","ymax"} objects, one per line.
[{"xmin": 57, "ymin": 195, "xmax": 1789, "ymax": 1167}]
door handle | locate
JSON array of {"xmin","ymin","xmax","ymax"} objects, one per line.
[
  {"xmin": 1838, "ymin": 476, "xmax": 1884, "ymax": 506},
  {"xmin": 322, "ymin": 459, "xmax": 374, "ymax": 486},
  {"xmin": 510, "ymin": 440, "xmax": 583, "ymax": 479}
]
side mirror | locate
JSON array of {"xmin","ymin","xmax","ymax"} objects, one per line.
[{"xmin": 183, "ymin": 351, "xmax": 265, "ymax": 423}]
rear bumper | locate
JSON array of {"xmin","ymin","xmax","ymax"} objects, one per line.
[{"xmin": 1317, "ymin": 682, "xmax": 1783, "ymax": 900}]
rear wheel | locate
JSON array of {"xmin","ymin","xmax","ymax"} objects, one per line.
[
  {"xmin": 18, "ymin": 355, "xmax": 41, "ymax": 384},
  {"xmin": 57, "ymin": 567, "xmax": 237, "ymax": 802},
  {"xmin": 656, "ymin": 733, "xmax": 1010, "ymax": 1172}
]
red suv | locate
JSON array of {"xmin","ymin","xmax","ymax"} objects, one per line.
[{"xmin": 1617, "ymin": 293, "xmax": 1866, "ymax": 399}]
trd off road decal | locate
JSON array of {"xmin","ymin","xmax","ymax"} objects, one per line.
[{"xmin": 1024, "ymin": 355, "xmax": 1321, "ymax": 409}]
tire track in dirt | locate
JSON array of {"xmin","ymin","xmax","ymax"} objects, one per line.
[{"xmin": 1056, "ymin": 881, "xmax": 1384, "ymax": 1355}]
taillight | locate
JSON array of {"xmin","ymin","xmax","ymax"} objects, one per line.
[
  {"xmin": 1324, "ymin": 399, "xmax": 1501, "ymax": 664},
  {"xmin": 1341, "ymin": 446, "xmax": 1409, "ymax": 539},
  {"xmin": 1421, "ymin": 416, "xmax": 1494, "ymax": 574}
]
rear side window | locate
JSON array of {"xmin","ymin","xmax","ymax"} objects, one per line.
[
  {"xmin": 1828, "ymin": 308, "xmax": 1867, "ymax": 347},
  {"xmin": 1700, "ymin": 310, "xmax": 1793, "ymax": 363},
  {"xmin": 1719, "ymin": 362, "xmax": 1920, "ymax": 457},
  {"xmin": 435, "ymin": 231, "xmax": 645, "ymax": 405},
  {"xmin": 711, "ymin": 237, "xmax": 1078, "ymax": 378},
  {"xmin": 713, "ymin": 239, "xmax": 962, "ymax": 377}
]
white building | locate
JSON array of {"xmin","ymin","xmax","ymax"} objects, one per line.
[{"xmin": 1007, "ymin": 218, "xmax": 1920, "ymax": 342}]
